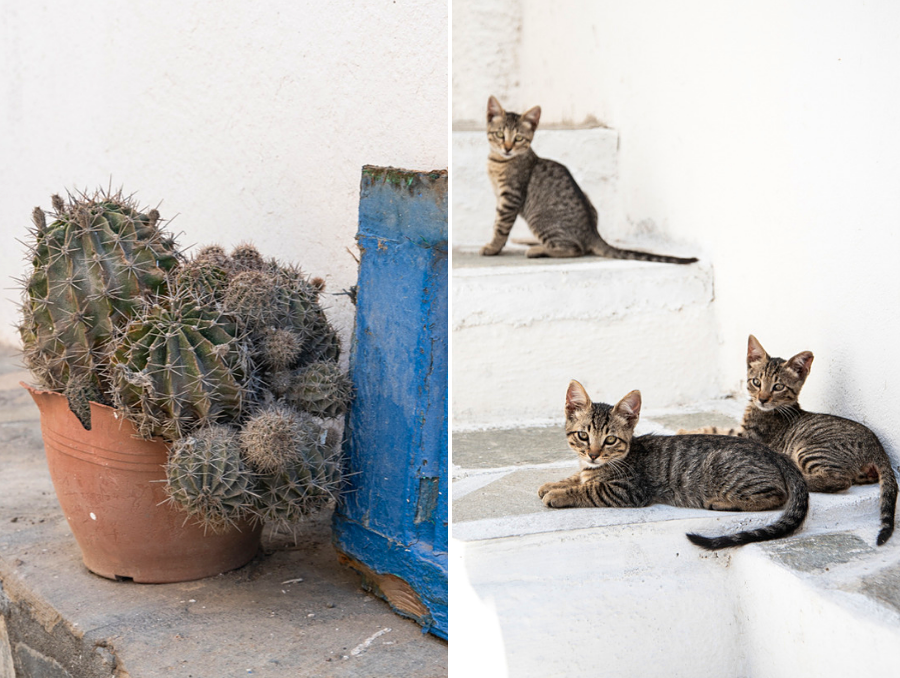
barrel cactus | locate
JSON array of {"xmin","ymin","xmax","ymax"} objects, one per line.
[
  {"xmin": 18, "ymin": 190, "xmax": 181, "ymax": 392},
  {"xmin": 285, "ymin": 361, "xmax": 353, "ymax": 419},
  {"xmin": 165, "ymin": 425, "xmax": 256, "ymax": 532},
  {"xmin": 239, "ymin": 403, "xmax": 325, "ymax": 473},
  {"xmin": 107, "ymin": 293, "xmax": 250, "ymax": 440},
  {"xmin": 252, "ymin": 430, "xmax": 343, "ymax": 528}
]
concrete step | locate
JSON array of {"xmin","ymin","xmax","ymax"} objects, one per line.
[
  {"xmin": 452, "ymin": 248, "xmax": 722, "ymax": 428},
  {"xmin": 452, "ymin": 127, "xmax": 621, "ymax": 249},
  {"xmin": 451, "ymin": 406, "xmax": 900, "ymax": 678},
  {"xmin": 0, "ymin": 349, "xmax": 447, "ymax": 678}
]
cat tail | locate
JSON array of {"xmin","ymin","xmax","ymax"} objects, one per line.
[
  {"xmin": 588, "ymin": 238, "xmax": 698, "ymax": 265},
  {"xmin": 686, "ymin": 455, "xmax": 809, "ymax": 551},
  {"xmin": 875, "ymin": 456, "xmax": 898, "ymax": 545}
]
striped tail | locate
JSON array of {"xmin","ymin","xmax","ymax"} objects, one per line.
[
  {"xmin": 876, "ymin": 457, "xmax": 898, "ymax": 546},
  {"xmin": 686, "ymin": 455, "xmax": 809, "ymax": 551},
  {"xmin": 589, "ymin": 240, "xmax": 698, "ymax": 265}
]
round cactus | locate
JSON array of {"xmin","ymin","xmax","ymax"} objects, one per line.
[
  {"xmin": 18, "ymin": 190, "xmax": 181, "ymax": 395},
  {"xmin": 252, "ymin": 430, "xmax": 342, "ymax": 527},
  {"xmin": 172, "ymin": 255, "xmax": 230, "ymax": 306},
  {"xmin": 285, "ymin": 361, "xmax": 353, "ymax": 419},
  {"xmin": 108, "ymin": 294, "xmax": 249, "ymax": 440},
  {"xmin": 194, "ymin": 244, "xmax": 230, "ymax": 268},
  {"xmin": 239, "ymin": 403, "xmax": 324, "ymax": 473},
  {"xmin": 230, "ymin": 243, "xmax": 265, "ymax": 272},
  {"xmin": 259, "ymin": 327, "xmax": 304, "ymax": 371},
  {"xmin": 165, "ymin": 425, "xmax": 255, "ymax": 532},
  {"xmin": 223, "ymin": 270, "xmax": 279, "ymax": 328}
]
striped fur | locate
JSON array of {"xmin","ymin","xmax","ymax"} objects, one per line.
[
  {"xmin": 680, "ymin": 335, "xmax": 898, "ymax": 546},
  {"xmin": 539, "ymin": 382, "xmax": 809, "ymax": 550},
  {"xmin": 482, "ymin": 96, "xmax": 697, "ymax": 263}
]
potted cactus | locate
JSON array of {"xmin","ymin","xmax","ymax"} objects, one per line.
[{"xmin": 17, "ymin": 190, "xmax": 352, "ymax": 582}]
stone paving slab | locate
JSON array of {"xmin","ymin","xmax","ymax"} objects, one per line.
[{"xmin": 0, "ymin": 348, "xmax": 447, "ymax": 677}]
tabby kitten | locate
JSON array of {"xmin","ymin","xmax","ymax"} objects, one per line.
[
  {"xmin": 482, "ymin": 96, "xmax": 697, "ymax": 263},
  {"xmin": 538, "ymin": 381, "xmax": 808, "ymax": 550},
  {"xmin": 680, "ymin": 335, "xmax": 898, "ymax": 546}
]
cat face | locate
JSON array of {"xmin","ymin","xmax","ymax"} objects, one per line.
[
  {"xmin": 486, "ymin": 95, "xmax": 540, "ymax": 159},
  {"xmin": 564, "ymin": 381, "xmax": 641, "ymax": 469},
  {"xmin": 745, "ymin": 335, "xmax": 814, "ymax": 411}
]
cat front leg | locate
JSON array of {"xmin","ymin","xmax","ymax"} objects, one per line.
[
  {"xmin": 481, "ymin": 190, "xmax": 522, "ymax": 255},
  {"xmin": 538, "ymin": 473, "xmax": 580, "ymax": 498}
]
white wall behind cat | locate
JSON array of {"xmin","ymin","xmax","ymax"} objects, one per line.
[
  {"xmin": 453, "ymin": 0, "xmax": 900, "ymax": 458},
  {"xmin": 0, "ymin": 0, "xmax": 448, "ymax": 353}
]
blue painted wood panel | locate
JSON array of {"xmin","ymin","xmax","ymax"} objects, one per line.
[{"xmin": 332, "ymin": 166, "xmax": 448, "ymax": 638}]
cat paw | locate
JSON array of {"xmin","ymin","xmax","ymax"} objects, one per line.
[
  {"xmin": 537, "ymin": 482, "xmax": 554, "ymax": 498},
  {"xmin": 542, "ymin": 490, "xmax": 568, "ymax": 508},
  {"xmin": 480, "ymin": 243, "xmax": 503, "ymax": 256}
]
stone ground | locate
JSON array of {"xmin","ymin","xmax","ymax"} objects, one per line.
[{"xmin": 0, "ymin": 347, "xmax": 447, "ymax": 678}]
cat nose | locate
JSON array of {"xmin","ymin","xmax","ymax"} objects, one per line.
[
  {"xmin": 758, "ymin": 394, "xmax": 770, "ymax": 403},
  {"xmin": 588, "ymin": 450, "xmax": 600, "ymax": 461}
]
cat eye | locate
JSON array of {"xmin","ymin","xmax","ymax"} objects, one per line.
[
  {"xmin": 751, "ymin": 378, "xmax": 761, "ymax": 387},
  {"xmin": 493, "ymin": 132, "xmax": 504, "ymax": 138},
  {"xmin": 576, "ymin": 431, "xmax": 589, "ymax": 441},
  {"xmin": 772, "ymin": 384, "xmax": 784, "ymax": 391},
  {"xmin": 604, "ymin": 435, "xmax": 617, "ymax": 445},
  {"xmin": 515, "ymin": 135, "xmax": 524, "ymax": 141}
]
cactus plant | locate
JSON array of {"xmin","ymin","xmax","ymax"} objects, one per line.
[
  {"xmin": 239, "ymin": 403, "xmax": 322, "ymax": 473},
  {"xmin": 285, "ymin": 361, "xmax": 353, "ymax": 419},
  {"xmin": 18, "ymin": 191, "xmax": 351, "ymax": 534},
  {"xmin": 252, "ymin": 430, "xmax": 343, "ymax": 527},
  {"xmin": 165, "ymin": 425, "xmax": 256, "ymax": 532},
  {"xmin": 108, "ymin": 293, "xmax": 250, "ymax": 440},
  {"xmin": 229, "ymin": 243, "xmax": 265, "ymax": 272},
  {"xmin": 223, "ymin": 270, "xmax": 280, "ymax": 328},
  {"xmin": 18, "ymin": 190, "xmax": 181, "ymax": 399}
]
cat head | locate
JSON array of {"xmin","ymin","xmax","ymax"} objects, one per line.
[
  {"xmin": 487, "ymin": 95, "xmax": 540, "ymax": 159},
  {"xmin": 564, "ymin": 381, "xmax": 641, "ymax": 469},
  {"xmin": 745, "ymin": 335, "xmax": 814, "ymax": 411}
]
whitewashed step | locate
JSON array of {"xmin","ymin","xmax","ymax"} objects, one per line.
[
  {"xmin": 452, "ymin": 248, "xmax": 722, "ymax": 427},
  {"xmin": 451, "ymin": 406, "xmax": 900, "ymax": 678}
]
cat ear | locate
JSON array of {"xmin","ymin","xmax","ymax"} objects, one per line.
[
  {"xmin": 487, "ymin": 96, "xmax": 505, "ymax": 123},
  {"xmin": 521, "ymin": 106, "xmax": 541, "ymax": 131},
  {"xmin": 747, "ymin": 334, "xmax": 768, "ymax": 366},
  {"xmin": 786, "ymin": 351, "xmax": 814, "ymax": 379},
  {"xmin": 565, "ymin": 380, "xmax": 591, "ymax": 418},
  {"xmin": 613, "ymin": 390, "xmax": 642, "ymax": 426}
]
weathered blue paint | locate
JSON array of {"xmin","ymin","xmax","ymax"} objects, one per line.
[{"xmin": 332, "ymin": 166, "xmax": 448, "ymax": 639}]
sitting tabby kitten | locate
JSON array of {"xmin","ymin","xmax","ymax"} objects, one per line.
[
  {"xmin": 679, "ymin": 335, "xmax": 898, "ymax": 545},
  {"xmin": 482, "ymin": 96, "xmax": 697, "ymax": 263},
  {"xmin": 538, "ymin": 382, "xmax": 808, "ymax": 550}
]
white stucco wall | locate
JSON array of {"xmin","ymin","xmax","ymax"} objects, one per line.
[
  {"xmin": 453, "ymin": 0, "xmax": 900, "ymax": 457},
  {"xmin": 0, "ymin": 0, "xmax": 447, "ymax": 353}
]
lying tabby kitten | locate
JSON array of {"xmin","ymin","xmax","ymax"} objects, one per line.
[
  {"xmin": 539, "ymin": 382, "xmax": 808, "ymax": 550},
  {"xmin": 482, "ymin": 95, "xmax": 697, "ymax": 263},
  {"xmin": 679, "ymin": 335, "xmax": 898, "ymax": 545}
]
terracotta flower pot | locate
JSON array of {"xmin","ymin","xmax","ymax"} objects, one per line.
[{"xmin": 24, "ymin": 383, "xmax": 261, "ymax": 583}]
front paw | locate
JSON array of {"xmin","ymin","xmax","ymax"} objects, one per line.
[
  {"xmin": 537, "ymin": 482, "xmax": 556, "ymax": 499},
  {"xmin": 480, "ymin": 243, "xmax": 503, "ymax": 256},
  {"xmin": 542, "ymin": 489, "xmax": 571, "ymax": 508}
]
